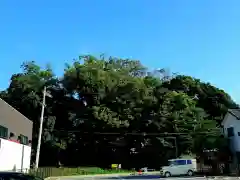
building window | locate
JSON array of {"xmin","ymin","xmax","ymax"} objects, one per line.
[
  {"xmin": 238, "ymin": 132, "xmax": 240, "ymax": 136},
  {"xmin": 20, "ymin": 134, "xmax": 28, "ymax": 145},
  {"xmin": 220, "ymin": 127, "xmax": 225, "ymax": 134},
  {"xmin": 0, "ymin": 125, "xmax": 8, "ymax": 138},
  {"xmin": 227, "ymin": 127, "xmax": 234, "ymax": 137}
]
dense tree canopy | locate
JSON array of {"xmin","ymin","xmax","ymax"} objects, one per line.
[{"xmin": 0, "ymin": 55, "xmax": 238, "ymax": 168}]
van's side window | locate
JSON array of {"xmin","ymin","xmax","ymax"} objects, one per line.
[
  {"xmin": 176, "ymin": 160, "xmax": 186, "ymax": 165},
  {"xmin": 187, "ymin": 160, "xmax": 192, "ymax": 164}
]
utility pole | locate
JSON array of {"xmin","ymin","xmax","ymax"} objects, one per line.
[
  {"xmin": 173, "ymin": 137, "xmax": 178, "ymax": 158},
  {"xmin": 165, "ymin": 137, "xmax": 178, "ymax": 158},
  {"xmin": 35, "ymin": 86, "xmax": 52, "ymax": 169}
]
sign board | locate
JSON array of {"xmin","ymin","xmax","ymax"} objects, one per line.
[{"xmin": 111, "ymin": 164, "xmax": 118, "ymax": 168}]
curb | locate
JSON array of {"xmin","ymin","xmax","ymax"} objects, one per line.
[
  {"xmin": 44, "ymin": 173, "xmax": 132, "ymax": 180},
  {"xmin": 44, "ymin": 171, "xmax": 160, "ymax": 180},
  {"xmin": 45, "ymin": 178, "xmax": 60, "ymax": 180},
  {"xmin": 204, "ymin": 177, "xmax": 240, "ymax": 180}
]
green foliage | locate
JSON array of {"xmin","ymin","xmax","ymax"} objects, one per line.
[{"xmin": 0, "ymin": 55, "xmax": 235, "ymax": 168}]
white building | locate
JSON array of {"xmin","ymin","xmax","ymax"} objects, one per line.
[
  {"xmin": 221, "ymin": 109, "xmax": 240, "ymax": 163},
  {"xmin": 0, "ymin": 98, "xmax": 32, "ymax": 171}
]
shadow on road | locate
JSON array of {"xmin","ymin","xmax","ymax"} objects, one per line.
[{"xmin": 101, "ymin": 175, "xmax": 161, "ymax": 179}]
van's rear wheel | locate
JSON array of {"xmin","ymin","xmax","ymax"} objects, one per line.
[
  {"xmin": 164, "ymin": 172, "xmax": 171, "ymax": 177},
  {"xmin": 187, "ymin": 170, "xmax": 193, "ymax": 176}
]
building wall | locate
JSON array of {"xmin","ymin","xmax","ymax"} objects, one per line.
[
  {"xmin": 222, "ymin": 112, "xmax": 240, "ymax": 152},
  {"xmin": 0, "ymin": 98, "xmax": 32, "ymax": 142}
]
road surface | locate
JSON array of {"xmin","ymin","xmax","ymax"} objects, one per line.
[
  {"xmin": 95, "ymin": 175, "xmax": 206, "ymax": 180},
  {"xmin": 59, "ymin": 175, "xmax": 240, "ymax": 180}
]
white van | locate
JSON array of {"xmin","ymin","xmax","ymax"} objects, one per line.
[{"xmin": 160, "ymin": 158, "xmax": 197, "ymax": 177}]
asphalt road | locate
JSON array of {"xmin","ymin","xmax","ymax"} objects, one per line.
[
  {"xmin": 59, "ymin": 175, "xmax": 240, "ymax": 180},
  {"xmin": 96, "ymin": 175, "xmax": 206, "ymax": 180}
]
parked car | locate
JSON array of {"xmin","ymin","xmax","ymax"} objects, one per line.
[
  {"xmin": 160, "ymin": 158, "xmax": 197, "ymax": 177},
  {"xmin": 0, "ymin": 172, "xmax": 43, "ymax": 180}
]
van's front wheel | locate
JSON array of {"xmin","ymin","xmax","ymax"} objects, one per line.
[
  {"xmin": 187, "ymin": 170, "xmax": 193, "ymax": 176},
  {"xmin": 164, "ymin": 172, "xmax": 171, "ymax": 177}
]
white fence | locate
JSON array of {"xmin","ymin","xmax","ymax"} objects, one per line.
[{"xmin": 0, "ymin": 138, "xmax": 31, "ymax": 172}]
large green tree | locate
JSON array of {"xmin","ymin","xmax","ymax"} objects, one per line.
[{"xmin": 0, "ymin": 55, "xmax": 235, "ymax": 168}]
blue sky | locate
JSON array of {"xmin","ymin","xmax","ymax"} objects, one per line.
[{"xmin": 0, "ymin": 0, "xmax": 240, "ymax": 102}]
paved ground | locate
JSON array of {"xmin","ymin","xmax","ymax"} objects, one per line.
[
  {"xmin": 59, "ymin": 175, "xmax": 240, "ymax": 180},
  {"xmin": 96, "ymin": 175, "xmax": 206, "ymax": 180}
]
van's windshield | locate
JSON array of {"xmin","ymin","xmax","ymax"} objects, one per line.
[{"xmin": 168, "ymin": 160, "xmax": 176, "ymax": 166}]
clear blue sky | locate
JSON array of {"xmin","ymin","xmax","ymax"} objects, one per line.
[{"xmin": 0, "ymin": 0, "xmax": 240, "ymax": 102}]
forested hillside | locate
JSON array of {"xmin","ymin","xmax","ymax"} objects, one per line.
[{"xmin": 0, "ymin": 55, "xmax": 238, "ymax": 168}]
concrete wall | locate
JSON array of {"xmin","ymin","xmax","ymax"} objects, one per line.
[{"xmin": 0, "ymin": 138, "xmax": 31, "ymax": 171}]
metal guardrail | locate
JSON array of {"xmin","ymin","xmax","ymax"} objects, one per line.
[
  {"xmin": 28, "ymin": 167, "xmax": 91, "ymax": 179},
  {"xmin": 6, "ymin": 167, "xmax": 93, "ymax": 179},
  {"xmin": 27, "ymin": 167, "xmax": 133, "ymax": 179}
]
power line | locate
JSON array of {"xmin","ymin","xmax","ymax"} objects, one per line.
[{"xmin": 49, "ymin": 129, "xmax": 220, "ymax": 135}]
